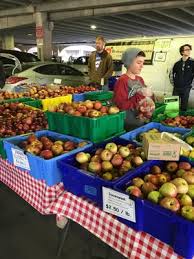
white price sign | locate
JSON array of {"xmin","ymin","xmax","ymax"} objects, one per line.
[
  {"xmin": 102, "ymin": 187, "xmax": 136, "ymax": 222},
  {"xmin": 54, "ymin": 78, "xmax": 62, "ymax": 84},
  {"xmin": 12, "ymin": 148, "xmax": 30, "ymax": 170}
]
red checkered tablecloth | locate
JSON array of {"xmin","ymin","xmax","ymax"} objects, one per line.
[
  {"xmin": 0, "ymin": 158, "xmax": 64, "ymax": 214},
  {"xmin": 46, "ymin": 192, "xmax": 183, "ymax": 259}
]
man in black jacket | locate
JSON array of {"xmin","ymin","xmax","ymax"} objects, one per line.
[
  {"xmin": 0, "ymin": 61, "xmax": 5, "ymax": 88},
  {"xmin": 170, "ymin": 44, "xmax": 194, "ymax": 111}
]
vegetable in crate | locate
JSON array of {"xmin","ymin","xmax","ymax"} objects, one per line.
[
  {"xmin": 75, "ymin": 142, "xmax": 146, "ymax": 181},
  {"xmin": 19, "ymin": 134, "xmax": 89, "ymax": 159},
  {"xmin": 48, "ymin": 100, "xmax": 120, "ymax": 117},
  {"xmin": 0, "ymin": 102, "xmax": 48, "ymax": 137},
  {"xmin": 125, "ymin": 161, "xmax": 194, "ymax": 221}
]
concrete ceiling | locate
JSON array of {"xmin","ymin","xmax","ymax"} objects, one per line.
[{"xmin": 1, "ymin": 0, "xmax": 194, "ymax": 45}]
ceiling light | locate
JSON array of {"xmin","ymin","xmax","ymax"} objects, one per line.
[
  {"xmin": 90, "ymin": 25, "xmax": 97, "ymax": 30},
  {"xmin": 27, "ymin": 33, "xmax": 32, "ymax": 36}
]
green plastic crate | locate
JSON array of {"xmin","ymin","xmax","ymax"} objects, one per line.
[
  {"xmin": 84, "ymin": 91, "xmax": 113, "ymax": 101},
  {"xmin": 46, "ymin": 111, "xmax": 126, "ymax": 143},
  {"xmin": 155, "ymin": 102, "xmax": 164, "ymax": 108},
  {"xmin": 24, "ymin": 99, "xmax": 42, "ymax": 109},
  {"xmin": 0, "ymin": 97, "xmax": 34, "ymax": 104},
  {"xmin": 152, "ymin": 104, "xmax": 167, "ymax": 122}
]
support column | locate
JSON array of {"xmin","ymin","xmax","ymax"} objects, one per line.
[
  {"xmin": 2, "ymin": 34, "xmax": 15, "ymax": 50},
  {"xmin": 35, "ymin": 12, "xmax": 53, "ymax": 61}
]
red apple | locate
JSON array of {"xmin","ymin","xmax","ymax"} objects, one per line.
[
  {"xmin": 125, "ymin": 185, "xmax": 142, "ymax": 197},
  {"xmin": 111, "ymin": 154, "xmax": 123, "ymax": 167},
  {"xmin": 40, "ymin": 150, "xmax": 53, "ymax": 159},
  {"xmin": 160, "ymin": 197, "xmax": 180, "ymax": 212}
]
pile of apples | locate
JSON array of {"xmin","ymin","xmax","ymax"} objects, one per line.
[
  {"xmin": 75, "ymin": 142, "xmax": 146, "ymax": 181},
  {"xmin": 181, "ymin": 134, "xmax": 194, "ymax": 160},
  {"xmin": 0, "ymin": 102, "xmax": 48, "ymax": 138},
  {"xmin": 0, "ymin": 91, "xmax": 24, "ymax": 101},
  {"xmin": 125, "ymin": 161, "xmax": 194, "ymax": 221},
  {"xmin": 162, "ymin": 116, "xmax": 194, "ymax": 128},
  {"xmin": 19, "ymin": 134, "xmax": 89, "ymax": 159},
  {"xmin": 48, "ymin": 100, "xmax": 120, "ymax": 118}
]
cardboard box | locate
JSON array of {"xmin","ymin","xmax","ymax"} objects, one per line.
[{"xmin": 143, "ymin": 133, "xmax": 181, "ymax": 161}]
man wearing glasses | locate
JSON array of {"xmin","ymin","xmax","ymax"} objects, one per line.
[{"xmin": 170, "ymin": 44, "xmax": 194, "ymax": 111}]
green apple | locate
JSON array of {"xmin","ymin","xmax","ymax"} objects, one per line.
[
  {"xmin": 187, "ymin": 184, "xmax": 194, "ymax": 199},
  {"xmin": 147, "ymin": 191, "xmax": 162, "ymax": 204},
  {"xmin": 181, "ymin": 206, "xmax": 194, "ymax": 221},
  {"xmin": 177, "ymin": 194, "xmax": 192, "ymax": 206}
]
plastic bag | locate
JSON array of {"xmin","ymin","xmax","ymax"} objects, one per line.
[{"xmin": 137, "ymin": 96, "xmax": 155, "ymax": 121}]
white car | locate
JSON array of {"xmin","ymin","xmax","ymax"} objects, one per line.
[{"xmin": 3, "ymin": 62, "xmax": 89, "ymax": 92}]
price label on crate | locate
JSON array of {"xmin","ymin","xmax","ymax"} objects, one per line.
[
  {"xmin": 54, "ymin": 78, "xmax": 62, "ymax": 84},
  {"xmin": 102, "ymin": 187, "xmax": 136, "ymax": 222},
  {"xmin": 12, "ymin": 148, "xmax": 30, "ymax": 171}
]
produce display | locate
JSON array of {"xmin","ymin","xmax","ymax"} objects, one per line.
[
  {"xmin": 0, "ymin": 102, "xmax": 48, "ymax": 137},
  {"xmin": 125, "ymin": 161, "xmax": 194, "ymax": 221},
  {"xmin": 75, "ymin": 142, "xmax": 146, "ymax": 181},
  {"xmin": 0, "ymin": 85, "xmax": 96, "ymax": 101},
  {"xmin": 18, "ymin": 134, "xmax": 89, "ymax": 159},
  {"xmin": 136, "ymin": 128, "xmax": 182, "ymax": 143},
  {"xmin": 162, "ymin": 116, "xmax": 194, "ymax": 128},
  {"xmin": 182, "ymin": 134, "xmax": 194, "ymax": 159},
  {"xmin": 48, "ymin": 100, "xmax": 120, "ymax": 117}
]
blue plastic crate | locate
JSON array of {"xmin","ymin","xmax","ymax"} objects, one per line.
[
  {"xmin": 115, "ymin": 160, "xmax": 194, "ymax": 259},
  {"xmin": 3, "ymin": 130, "xmax": 92, "ymax": 186},
  {"xmin": 57, "ymin": 137, "xmax": 149, "ymax": 208},
  {"xmin": 120, "ymin": 122, "xmax": 190, "ymax": 146},
  {"xmin": 73, "ymin": 93, "xmax": 85, "ymax": 102}
]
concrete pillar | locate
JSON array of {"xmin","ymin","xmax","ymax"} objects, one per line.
[
  {"xmin": 35, "ymin": 12, "xmax": 53, "ymax": 61},
  {"xmin": 2, "ymin": 34, "xmax": 15, "ymax": 50}
]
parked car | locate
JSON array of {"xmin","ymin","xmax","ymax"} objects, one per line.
[
  {"xmin": 0, "ymin": 50, "xmax": 40, "ymax": 78},
  {"xmin": 3, "ymin": 62, "xmax": 89, "ymax": 92}
]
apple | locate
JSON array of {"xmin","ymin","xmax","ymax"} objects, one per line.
[
  {"xmin": 132, "ymin": 177, "xmax": 144, "ymax": 188},
  {"xmin": 111, "ymin": 154, "xmax": 123, "ymax": 167},
  {"xmin": 171, "ymin": 178, "xmax": 189, "ymax": 194},
  {"xmin": 181, "ymin": 206, "xmax": 194, "ymax": 221},
  {"xmin": 95, "ymin": 148, "xmax": 104, "ymax": 155},
  {"xmin": 144, "ymin": 174, "xmax": 153, "ymax": 182},
  {"xmin": 76, "ymin": 152, "xmax": 89, "ymax": 164},
  {"xmin": 187, "ymin": 184, "xmax": 194, "ymax": 199},
  {"xmin": 101, "ymin": 161, "xmax": 113, "ymax": 172},
  {"xmin": 147, "ymin": 191, "xmax": 162, "ymax": 204},
  {"xmin": 43, "ymin": 140, "xmax": 53, "ymax": 150},
  {"xmin": 100, "ymin": 106, "xmax": 108, "ymax": 113},
  {"xmin": 149, "ymin": 175, "xmax": 160, "ymax": 186},
  {"xmin": 119, "ymin": 146, "xmax": 130, "ymax": 158},
  {"xmin": 26, "ymin": 145, "xmax": 41, "ymax": 155},
  {"xmin": 64, "ymin": 141, "xmax": 75, "ymax": 151},
  {"xmin": 40, "ymin": 150, "xmax": 53, "ymax": 159},
  {"xmin": 125, "ymin": 186, "xmax": 142, "ymax": 197},
  {"xmin": 77, "ymin": 105, "xmax": 87, "ymax": 114},
  {"xmin": 176, "ymin": 169, "xmax": 185, "ymax": 177},
  {"xmin": 51, "ymin": 144, "xmax": 64, "ymax": 156},
  {"xmin": 91, "ymin": 155, "xmax": 101, "ymax": 163},
  {"xmin": 105, "ymin": 142, "xmax": 118, "ymax": 154},
  {"xmin": 179, "ymin": 162, "xmax": 191, "ymax": 171},
  {"xmin": 84, "ymin": 100, "xmax": 93, "ymax": 109},
  {"xmin": 141, "ymin": 182, "xmax": 157, "ymax": 196},
  {"xmin": 89, "ymin": 110, "xmax": 101, "ymax": 118},
  {"xmin": 132, "ymin": 156, "xmax": 144, "ymax": 167},
  {"xmin": 77, "ymin": 141, "xmax": 88, "ymax": 148},
  {"xmin": 94, "ymin": 101, "xmax": 102, "ymax": 110},
  {"xmin": 120, "ymin": 160, "xmax": 132, "ymax": 172},
  {"xmin": 28, "ymin": 134, "xmax": 38, "ymax": 144},
  {"xmin": 30, "ymin": 140, "xmax": 43, "ymax": 150},
  {"xmin": 102, "ymin": 172, "xmax": 113, "ymax": 181},
  {"xmin": 54, "ymin": 140, "xmax": 64, "ymax": 146},
  {"xmin": 160, "ymin": 197, "xmax": 180, "ymax": 212},
  {"xmin": 108, "ymin": 106, "xmax": 120, "ymax": 114},
  {"xmin": 182, "ymin": 171, "xmax": 194, "ymax": 184},
  {"xmin": 159, "ymin": 182, "xmax": 177, "ymax": 197},
  {"xmin": 166, "ymin": 162, "xmax": 178, "ymax": 173},
  {"xmin": 100, "ymin": 149, "xmax": 113, "ymax": 161},
  {"xmin": 162, "ymin": 172, "xmax": 171, "ymax": 182},
  {"xmin": 177, "ymin": 194, "xmax": 192, "ymax": 206},
  {"xmin": 151, "ymin": 165, "xmax": 161, "ymax": 174},
  {"xmin": 88, "ymin": 161, "xmax": 101, "ymax": 173},
  {"xmin": 158, "ymin": 174, "xmax": 168, "ymax": 185}
]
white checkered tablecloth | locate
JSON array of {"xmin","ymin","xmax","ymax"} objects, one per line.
[
  {"xmin": 46, "ymin": 192, "xmax": 183, "ymax": 259},
  {"xmin": 0, "ymin": 158, "xmax": 64, "ymax": 214}
]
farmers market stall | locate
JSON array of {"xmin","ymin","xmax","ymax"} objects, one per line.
[{"xmin": 0, "ymin": 88, "xmax": 193, "ymax": 259}]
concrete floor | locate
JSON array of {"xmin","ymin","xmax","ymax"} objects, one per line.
[{"xmin": 0, "ymin": 182, "xmax": 125, "ymax": 259}]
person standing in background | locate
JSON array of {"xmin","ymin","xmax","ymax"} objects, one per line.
[
  {"xmin": 88, "ymin": 36, "xmax": 113, "ymax": 88},
  {"xmin": 0, "ymin": 61, "xmax": 5, "ymax": 88},
  {"xmin": 170, "ymin": 44, "xmax": 194, "ymax": 111}
]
